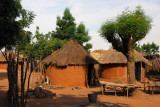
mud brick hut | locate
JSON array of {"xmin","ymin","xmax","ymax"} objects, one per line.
[
  {"xmin": 42, "ymin": 40, "xmax": 98, "ymax": 88},
  {"xmin": 0, "ymin": 53, "xmax": 7, "ymax": 72},
  {"xmin": 98, "ymin": 48, "xmax": 151, "ymax": 83}
]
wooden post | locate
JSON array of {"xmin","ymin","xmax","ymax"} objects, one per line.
[
  {"xmin": 127, "ymin": 87, "xmax": 129, "ymax": 98},
  {"xmin": 144, "ymin": 82, "xmax": 146, "ymax": 92},
  {"xmin": 103, "ymin": 84, "xmax": 105, "ymax": 95},
  {"xmin": 101, "ymin": 85, "xmax": 104, "ymax": 96},
  {"xmin": 21, "ymin": 60, "xmax": 24, "ymax": 107},
  {"xmin": 123, "ymin": 87, "xmax": 125, "ymax": 97},
  {"xmin": 148, "ymin": 85, "xmax": 150, "ymax": 93},
  {"xmin": 114, "ymin": 87, "xmax": 117, "ymax": 96},
  {"xmin": 152, "ymin": 86, "xmax": 154, "ymax": 95}
]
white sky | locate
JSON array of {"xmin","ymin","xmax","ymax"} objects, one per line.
[{"xmin": 21, "ymin": 0, "xmax": 160, "ymax": 51}]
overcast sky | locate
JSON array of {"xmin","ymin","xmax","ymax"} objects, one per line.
[{"xmin": 21, "ymin": 0, "xmax": 160, "ymax": 51}]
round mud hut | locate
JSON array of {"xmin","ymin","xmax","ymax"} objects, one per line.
[
  {"xmin": 98, "ymin": 48, "xmax": 151, "ymax": 83},
  {"xmin": 42, "ymin": 40, "xmax": 98, "ymax": 88}
]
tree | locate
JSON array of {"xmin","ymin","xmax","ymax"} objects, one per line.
[
  {"xmin": 75, "ymin": 23, "xmax": 92, "ymax": 53},
  {"xmin": 32, "ymin": 26, "xmax": 50, "ymax": 60},
  {"xmin": 135, "ymin": 42, "xmax": 159, "ymax": 55},
  {"xmin": 54, "ymin": 8, "xmax": 76, "ymax": 40},
  {"xmin": 0, "ymin": 0, "xmax": 22, "ymax": 49},
  {"xmin": 99, "ymin": 6, "xmax": 152, "ymax": 84},
  {"xmin": 0, "ymin": 1, "xmax": 35, "ymax": 106},
  {"xmin": 17, "ymin": 9, "xmax": 35, "ymax": 56},
  {"xmin": 53, "ymin": 8, "xmax": 92, "ymax": 52}
]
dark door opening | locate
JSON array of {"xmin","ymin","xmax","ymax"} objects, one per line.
[
  {"xmin": 88, "ymin": 64, "xmax": 93, "ymax": 86},
  {"xmin": 135, "ymin": 62, "xmax": 141, "ymax": 81}
]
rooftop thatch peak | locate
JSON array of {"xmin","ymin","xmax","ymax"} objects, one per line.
[
  {"xmin": 90, "ymin": 49, "xmax": 107, "ymax": 60},
  {"xmin": 42, "ymin": 40, "xmax": 98, "ymax": 66},
  {"xmin": 98, "ymin": 48, "xmax": 127, "ymax": 64},
  {"xmin": 91, "ymin": 49, "xmax": 107, "ymax": 54},
  {"xmin": 98, "ymin": 48, "xmax": 151, "ymax": 65}
]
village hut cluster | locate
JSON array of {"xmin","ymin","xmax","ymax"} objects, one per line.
[
  {"xmin": 1, "ymin": 40, "xmax": 159, "ymax": 89},
  {"xmin": 36, "ymin": 40, "xmax": 155, "ymax": 88}
]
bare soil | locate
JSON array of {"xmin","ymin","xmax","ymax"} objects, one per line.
[{"xmin": 1, "ymin": 70, "xmax": 160, "ymax": 107}]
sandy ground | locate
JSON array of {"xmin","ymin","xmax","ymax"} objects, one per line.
[
  {"xmin": 1, "ymin": 70, "xmax": 160, "ymax": 107},
  {"xmin": 26, "ymin": 87, "xmax": 160, "ymax": 107},
  {"xmin": 0, "ymin": 70, "xmax": 9, "ymax": 107}
]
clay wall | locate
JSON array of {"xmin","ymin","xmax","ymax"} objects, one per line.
[
  {"xmin": 46, "ymin": 65, "xmax": 88, "ymax": 88},
  {"xmin": 0, "ymin": 63, "xmax": 8, "ymax": 71},
  {"xmin": 100, "ymin": 64, "xmax": 127, "ymax": 83}
]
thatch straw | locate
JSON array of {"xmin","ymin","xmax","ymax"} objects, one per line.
[
  {"xmin": 98, "ymin": 48, "xmax": 127, "ymax": 64},
  {"xmin": 42, "ymin": 40, "xmax": 98, "ymax": 66},
  {"xmin": 90, "ymin": 49, "xmax": 107, "ymax": 60},
  {"xmin": 134, "ymin": 50, "xmax": 151, "ymax": 65},
  {"xmin": 98, "ymin": 48, "xmax": 151, "ymax": 65},
  {"xmin": 92, "ymin": 49, "xmax": 107, "ymax": 54}
]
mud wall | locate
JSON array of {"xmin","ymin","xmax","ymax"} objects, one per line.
[
  {"xmin": 46, "ymin": 65, "xmax": 88, "ymax": 88},
  {"xmin": 0, "ymin": 63, "xmax": 8, "ymax": 71},
  {"xmin": 100, "ymin": 64, "xmax": 127, "ymax": 83}
]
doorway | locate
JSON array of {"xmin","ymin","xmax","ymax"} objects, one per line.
[
  {"xmin": 135, "ymin": 62, "xmax": 141, "ymax": 81},
  {"xmin": 88, "ymin": 64, "xmax": 93, "ymax": 86}
]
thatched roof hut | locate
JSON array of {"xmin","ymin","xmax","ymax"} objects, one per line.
[
  {"xmin": 42, "ymin": 40, "xmax": 98, "ymax": 87},
  {"xmin": 98, "ymin": 48, "xmax": 151, "ymax": 65},
  {"xmin": 98, "ymin": 48, "xmax": 151, "ymax": 83},
  {"xmin": 43, "ymin": 40, "xmax": 98, "ymax": 66}
]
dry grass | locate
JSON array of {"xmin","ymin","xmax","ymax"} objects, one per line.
[
  {"xmin": 42, "ymin": 40, "xmax": 98, "ymax": 66},
  {"xmin": 98, "ymin": 48, "xmax": 151, "ymax": 65}
]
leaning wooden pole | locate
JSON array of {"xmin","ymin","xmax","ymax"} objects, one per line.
[
  {"xmin": 21, "ymin": 59, "xmax": 24, "ymax": 107},
  {"xmin": 15, "ymin": 51, "xmax": 20, "ymax": 107}
]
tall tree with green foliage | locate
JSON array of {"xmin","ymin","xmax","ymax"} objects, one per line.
[
  {"xmin": 30, "ymin": 27, "xmax": 63, "ymax": 60},
  {"xmin": 135, "ymin": 42, "xmax": 159, "ymax": 55},
  {"xmin": 0, "ymin": 0, "xmax": 35, "ymax": 106},
  {"xmin": 75, "ymin": 23, "xmax": 92, "ymax": 53},
  {"xmin": 99, "ymin": 6, "xmax": 152, "ymax": 84},
  {"xmin": 0, "ymin": 0, "xmax": 22, "ymax": 49},
  {"xmin": 53, "ymin": 8, "xmax": 92, "ymax": 52},
  {"xmin": 54, "ymin": 8, "xmax": 76, "ymax": 40},
  {"xmin": 17, "ymin": 9, "xmax": 35, "ymax": 53},
  {"xmin": 32, "ymin": 26, "xmax": 50, "ymax": 60}
]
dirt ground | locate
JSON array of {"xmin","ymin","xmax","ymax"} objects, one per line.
[
  {"xmin": 0, "ymin": 70, "xmax": 9, "ymax": 107},
  {"xmin": 1, "ymin": 70, "xmax": 160, "ymax": 107}
]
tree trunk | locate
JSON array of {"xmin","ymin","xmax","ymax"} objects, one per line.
[{"xmin": 127, "ymin": 40, "xmax": 136, "ymax": 84}]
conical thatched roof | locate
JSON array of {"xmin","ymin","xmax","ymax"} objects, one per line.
[
  {"xmin": 98, "ymin": 48, "xmax": 127, "ymax": 64},
  {"xmin": 134, "ymin": 50, "xmax": 151, "ymax": 65},
  {"xmin": 42, "ymin": 40, "xmax": 98, "ymax": 66},
  {"xmin": 98, "ymin": 48, "xmax": 151, "ymax": 65},
  {"xmin": 90, "ymin": 49, "xmax": 107, "ymax": 60}
]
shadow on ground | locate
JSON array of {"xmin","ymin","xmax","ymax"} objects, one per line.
[
  {"xmin": 0, "ymin": 72, "xmax": 8, "ymax": 80},
  {"xmin": 140, "ymin": 87, "xmax": 160, "ymax": 95},
  {"xmin": 27, "ymin": 93, "xmax": 128, "ymax": 107},
  {"xmin": 0, "ymin": 89, "xmax": 9, "ymax": 107}
]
